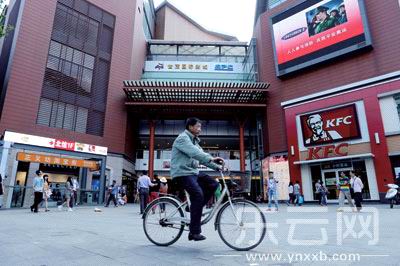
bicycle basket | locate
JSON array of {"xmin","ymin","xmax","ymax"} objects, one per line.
[{"xmin": 228, "ymin": 172, "xmax": 251, "ymax": 194}]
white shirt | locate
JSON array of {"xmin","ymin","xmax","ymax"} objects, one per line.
[
  {"xmin": 73, "ymin": 179, "xmax": 79, "ymax": 191},
  {"xmin": 138, "ymin": 175, "xmax": 153, "ymax": 189},
  {"xmin": 353, "ymin": 176, "xmax": 364, "ymax": 193},
  {"xmin": 288, "ymin": 185, "xmax": 294, "ymax": 194}
]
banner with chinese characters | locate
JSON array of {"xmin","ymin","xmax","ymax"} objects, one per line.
[
  {"xmin": 262, "ymin": 155, "xmax": 290, "ymax": 200},
  {"xmin": 144, "ymin": 61, "xmax": 243, "ymax": 73},
  {"xmin": 16, "ymin": 152, "xmax": 99, "ymax": 170},
  {"xmin": 271, "ymin": 0, "xmax": 371, "ymax": 76},
  {"xmin": 4, "ymin": 131, "xmax": 107, "ymax": 156}
]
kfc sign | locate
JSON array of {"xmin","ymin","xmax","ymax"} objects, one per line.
[
  {"xmin": 307, "ymin": 143, "xmax": 349, "ymax": 160},
  {"xmin": 300, "ymin": 104, "xmax": 361, "ymax": 146}
]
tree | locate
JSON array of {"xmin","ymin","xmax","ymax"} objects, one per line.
[{"xmin": 0, "ymin": 0, "xmax": 14, "ymax": 38}]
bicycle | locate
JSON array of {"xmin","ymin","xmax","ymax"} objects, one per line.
[{"xmin": 142, "ymin": 168, "xmax": 266, "ymax": 251}]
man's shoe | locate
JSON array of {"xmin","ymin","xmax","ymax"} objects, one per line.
[
  {"xmin": 188, "ymin": 233, "xmax": 206, "ymax": 241},
  {"xmin": 30, "ymin": 206, "xmax": 34, "ymax": 212}
]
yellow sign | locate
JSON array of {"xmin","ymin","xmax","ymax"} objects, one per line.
[{"xmin": 16, "ymin": 152, "xmax": 99, "ymax": 170}]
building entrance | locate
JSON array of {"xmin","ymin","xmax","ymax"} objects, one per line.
[{"xmin": 321, "ymin": 168, "xmax": 352, "ymax": 200}]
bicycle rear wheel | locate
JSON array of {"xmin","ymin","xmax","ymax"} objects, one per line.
[
  {"xmin": 216, "ymin": 198, "xmax": 266, "ymax": 251},
  {"xmin": 143, "ymin": 197, "xmax": 185, "ymax": 246}
]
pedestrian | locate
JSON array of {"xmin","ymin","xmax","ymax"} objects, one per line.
[
  {"xmin": 267, "ymin": 171, "xmax": 279, "ymax": 211},
  {"xmin": 58, "ymin": 177, "xmax": 73, "ymax": 212},
  {"xmin": 105, "ymin": 180, "xmax": 118, "ymax": 207},
  {"xmin": 159, "ymin": 177, "xmax": 168, "ymax": 212},
  {"xmin": 318, "ymin": 182, "xmax": 328, "ymax": 206},
  {"xmin": 0, "ymin": 176, "xmax": 4, "ymax": 209},
  {"xmin": 148, "ymin": 174, "xmax": 160, "ymax": 206},
  {"xmin": 293, "ymin": 181, "xmax": 301, "ymax": 206},
  {"xmin": 137, "ymin": 171, "xmax": 155, "ymax": 214},
  {"xmin": 286, "ymin": 182, "xmax": 294, "ymax": 206},
  {"xmin": 71, "ymin": 177, "xmax": 79, "ymax": 207},
  {"xmin": 159, "ymin": 177, "xmax": 168, "ymax": 196},
  {"xmin": 315, "ymin": 180, "xmax": 322, "ymax": 205},
  {"xmin": 13, "ymin": 180, "xmax": 22, "ymax": 207},
  {"xmin": 30, "ymin": 170, "xmax": 44, "ymax": 213},
  {"xmin": 337, "ymin": 172, "xmax": 355, "ymax": 212},
  {"xmin": 43, "ymin": 175, "xmax": 52, "ymax": 212},
  {"xmin": 350, "ymin": 170, "xmax": 364, "ymax": 212}
]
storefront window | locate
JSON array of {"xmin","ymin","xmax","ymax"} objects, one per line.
[
  {"xmin": 310, "ymin": 159, "xmax": 371, "ymax": 201},
  {"xmin": 394, "ymin": 94, "xmax": 400, "ymax": 119}
]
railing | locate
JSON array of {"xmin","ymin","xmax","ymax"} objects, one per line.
[
  {"xmin": 135, "ymin": 159, "xmax": 251, "ymax": 172},
  {"xmin": 2, "ymin": 185, "xmax": 101, "ymax": 208}
]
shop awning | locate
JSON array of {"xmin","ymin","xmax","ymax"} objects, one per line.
[
  {"xmin": 123, "ymin": 80, "xmax": 269, "ymax": 108},
  {"xmin": 293, "ymin": 153, "xmax": 375, "ymax": 165}
]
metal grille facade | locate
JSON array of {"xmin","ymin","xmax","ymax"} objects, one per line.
[
  {"xmin": 123, "ymin": 80, "xmax": 269, "ymax": 108},
  {"xmin": 36, "ymin": 0, "xmax": 115, "ymax": 136}
]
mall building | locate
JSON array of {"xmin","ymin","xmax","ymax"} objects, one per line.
[
  {"xmin": 0, "ymin": 0, "xmax": 268, "ymax": 208},
  {"xmin": 255, "ymin": 0, "xmax": 400, "ymax": 201},
  {"xmin": 2, "ymin": 0, "xmax": 400, "ymax": 208}
]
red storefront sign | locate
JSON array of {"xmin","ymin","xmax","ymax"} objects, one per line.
[
  {"xmin": 300, "ymin": 104, "xmax": 361, "ymax": 146},
  {"xmin": 52, "ymin": 139, "xmax": 75, "ymax": 151},
  {"xmin": 307, "ymin": 143, "xmax": 349, "ymax": 160}
]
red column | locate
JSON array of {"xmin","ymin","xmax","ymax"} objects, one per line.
[
  {"xmin": 239, "ymin": 121, "xmax": 245, "ymax": 172},
  {"xmin": 149, "ymin": 120, "xmax": 155, "ymax": 178}
]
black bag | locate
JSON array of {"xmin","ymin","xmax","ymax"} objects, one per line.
[{"xmin": 350, "ymin": 187, "xmax": 355, "ymax": 198}]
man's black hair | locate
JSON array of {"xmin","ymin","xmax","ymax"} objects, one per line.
[
  {"xmin": 185, "ymin": 117, "xmax": 202, "ymax": 130},
  {"xmin": 143, "ymin": 170, "xmax": 147, "ymax": 175},
  {"xmin": 35, "ymin": 170, "xmax": 42, "ymax": 175}
]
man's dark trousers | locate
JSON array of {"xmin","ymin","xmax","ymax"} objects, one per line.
[
  {"xmin": 31, "ymin": 192, "xmax": 43, "ymax": 212},
  {"xmin": 176, "ymin": 173, "xmax": 219, "ymax": 234},
  {"xmin": 139, "ymin": 187, "xmax": 149, "ymax": 214}
]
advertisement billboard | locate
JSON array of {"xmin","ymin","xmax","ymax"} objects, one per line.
[
  {"xmin": 271, "ymin": 0, "xmax": 371, "ymax": 76},
  {"xmin": 300, "ymin": 104, "xmax": 361, "ymax": 147}
]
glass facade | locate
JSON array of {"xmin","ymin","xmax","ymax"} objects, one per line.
[
  {"xmin": 37, "ymin": 0, "xmax": 115, "ymax": 136},
  {"xmin": 147, "ymin": 43, "xmax": 247, "ymax": 63}
]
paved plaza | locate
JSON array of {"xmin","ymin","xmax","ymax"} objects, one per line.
[{"xmin": 0, "ymin": 203, "xmax": 399, "ymax": 266}]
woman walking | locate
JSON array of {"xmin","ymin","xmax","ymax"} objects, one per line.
[
  {"xmin": 43, "ymin": 175, "xmax": 52, "ymax": 212},
  {"xmin": 58, "ymin": 177, "xmax": 73, "ymax": 212},
  {"xmin": 286, "ymin": 182, "xmax": 294, "ymax": 206}
]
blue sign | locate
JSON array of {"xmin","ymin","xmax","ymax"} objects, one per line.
[{"xmin": 214, "ymin": 64, "xmax": 234, "ymax": 71}]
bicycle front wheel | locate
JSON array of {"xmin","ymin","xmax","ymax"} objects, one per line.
[
  {"xmin": 216, "ymin": 198, "xmax": 266, "ymax": 251},
  {"xmin": 143, "ymin": 197, "xmax": 185, "ymax": 246}
]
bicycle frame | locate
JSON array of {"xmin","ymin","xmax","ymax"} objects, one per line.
[{"xmin": 154, "ymin": 170, "xmax": 243, "ymax": 226}]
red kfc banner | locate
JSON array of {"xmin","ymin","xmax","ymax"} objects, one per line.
[{"xmin": 300, "ymin": 104, "xmax": 361, "ymax": 147}]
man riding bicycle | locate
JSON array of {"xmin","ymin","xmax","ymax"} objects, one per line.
[{"xmin": 171, "ymin": 117, "xmax": 224, "ymax": 241}]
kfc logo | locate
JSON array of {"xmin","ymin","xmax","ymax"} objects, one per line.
[
  {"xmin": 301, "ymin": 104, "xmax": 361, "ymax": 147},
  {"xmin": 305, "ymin": 114, "xmax": 343, "ymax": 145},
  {"xmin": 307, "ymin": 143, "xmax": 349, "ymax": 160}
]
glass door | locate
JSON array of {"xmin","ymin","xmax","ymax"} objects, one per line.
[
  {"xmin": 322, "ymin": 168, "xmax": 352, "ymax": 200},
  {"xmin": 322, "ymin": 171, "xmax": 338, "ymax": 200}
]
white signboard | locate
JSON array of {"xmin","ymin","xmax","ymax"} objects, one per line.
[
  {"xmin": 4, "ymin": 131, "xmax": 108, "ymax": 156},
  {"xmin": 145, "ymin": 61, "xmax": 243, "ymax": 74}
]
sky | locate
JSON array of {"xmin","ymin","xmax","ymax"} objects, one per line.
[
  {"xmin": 1, "ymin": 0, "xmax": 256, "ymax": 42},
  {"xmin": 153, "ymin": 0, "xmax": 257, "ymax": 42}
]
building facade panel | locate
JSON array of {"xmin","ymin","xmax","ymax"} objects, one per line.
[
  {"xmin": 284, "ymin": 78, "xmax": 400, "ymax": 201},
  {"xmin": 255, "ymin": 0, "xmax": 400, "ymax": 154}
]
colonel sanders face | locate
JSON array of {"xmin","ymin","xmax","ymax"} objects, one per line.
[{"xmin": 307, "ymin": 114, "xmax": 324, "ymax": 137}]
